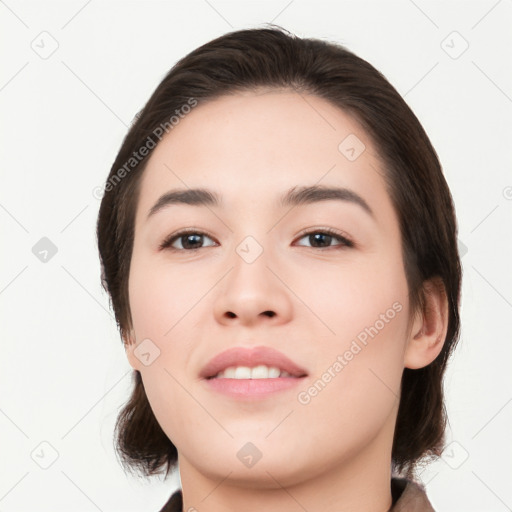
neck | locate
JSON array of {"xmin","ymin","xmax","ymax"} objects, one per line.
[{"xmin": 178, "ymin": 421, "xmax": 395, "ymax": 512}]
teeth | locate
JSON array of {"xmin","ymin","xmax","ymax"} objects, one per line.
[{"xmin": 213, "ymin": 365, "xmax": 293, "ymax": 379}]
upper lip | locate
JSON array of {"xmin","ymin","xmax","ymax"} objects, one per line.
[{"xmin": 200, "ymin": 346, "xmax": 308, "ymax": 379}]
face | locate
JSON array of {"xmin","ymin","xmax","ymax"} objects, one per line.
[{"xmin": 126, "ymin": 90, "xmax": 412, "ymax": 487}]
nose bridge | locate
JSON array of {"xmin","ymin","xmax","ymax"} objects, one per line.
[
  {"xmin": 212, "ymin": 223, "xmax": 292, "ymax": 325},
  {"xmin": 235, "ymin": 232, "xmax": 267, "ymax": 266},
  {"xmin": 227, "ymin": 230, "xmax": 272, "ymax": 293},
  {"xmin": 227, "ymin": 201, "xmax": 276, "ymax": 268}
]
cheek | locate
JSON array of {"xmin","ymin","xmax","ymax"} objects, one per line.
[
  {"xmin": 128, "ymin": 254, "xmax": 202, "ymax": 341},
  {"xmin": 294, "ymin": 245, "xmax": 409, "ymax": 346},
  {"xmin": 127, "ymin": 256, "xmax": 204, "ymax": 439},
  {"xmin": 292, "ymin": 252, "xmax": 409, "ymax": 427}
]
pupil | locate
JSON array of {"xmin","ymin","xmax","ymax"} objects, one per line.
[
  {"xmin": 312, "ymin": 233, "xmax": 331, "ymax": 247},
  {"xmin": 184, "ymin": 234, "xmax": 202, "ymax": 249}
]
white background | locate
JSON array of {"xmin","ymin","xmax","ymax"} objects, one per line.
[{"xmin": 1, "ymin": 1, "xmax": 511, "ymax": 510}]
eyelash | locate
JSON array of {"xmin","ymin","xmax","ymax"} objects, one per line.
[{"xmin": 158, "ymin": 227, "xmax": 355, "ymax": 252}]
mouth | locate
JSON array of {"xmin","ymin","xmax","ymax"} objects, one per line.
[
  {"xmin": 200, "ymin": 346, "xmax": 308, "ymax": 399},
  {"xmin": 206, "ymin": 364, "xmax": 306, "ymax": 380},
  {"xmin": 203, "ymin": 368, "xmax": 307, "ymax": 399},
  {"xmin": 200, "ymin": 345, "xmax": 308, "ymax": 379}
]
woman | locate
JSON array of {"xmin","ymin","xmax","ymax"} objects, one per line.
[{"xmin": 96, "ymin": 25, "xmax": 461, "ymax": 511}]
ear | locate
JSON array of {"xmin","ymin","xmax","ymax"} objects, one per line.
[
  {"xmin": 123, "ymin": 329, "xmax": 142, "ymax": 371},
  {"xmin": 404, "ymin": 276, "xmax": 449, "ymax": 369}
]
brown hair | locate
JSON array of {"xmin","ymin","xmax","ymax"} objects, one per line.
[{"xmin": 96, "ymin": 24, "xmax": 462, "ymax": 480}]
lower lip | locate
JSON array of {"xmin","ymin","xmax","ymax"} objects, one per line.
[{"xmin": 202, "ymin": 376, "xmax": 306, "ymax": 399}]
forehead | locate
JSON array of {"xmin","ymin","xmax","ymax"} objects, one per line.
[{"xmin": 134, "ymin": 90, "xmax": 393, "ymax": 227}]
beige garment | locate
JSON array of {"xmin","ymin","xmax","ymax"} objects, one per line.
[{"xmin": 390, "ymin": 478, "xmax": 435, "ymax": 511}]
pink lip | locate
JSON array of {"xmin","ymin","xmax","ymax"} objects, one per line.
[
  {"xmin": 203, "ymin": 376, "xmax": 306, "ymax": 400},
  {"xmin": 199, "ymin": 345, "xmax": 308, "ymax": 379}
]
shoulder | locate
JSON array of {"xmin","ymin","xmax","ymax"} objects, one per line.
[
  {"xmin": 157, "ymin": 489, "xmax": 182, "ymax": 512},
  {"xmin": 391, "ymin": 478, "xmax": 435, "ymax": 511}
]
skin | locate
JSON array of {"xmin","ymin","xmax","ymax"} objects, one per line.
[{"xmin": 124, "ymin": 89, "xmax": 448, "ymax": 512}]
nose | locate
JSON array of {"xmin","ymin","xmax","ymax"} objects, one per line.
[{"xmin": 213, "ymin": 244, "xmax": 293, "ymax": 327}]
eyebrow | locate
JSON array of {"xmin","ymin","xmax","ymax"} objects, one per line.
[{"xmin": 146, "ymin": 184, "xmax": 374, "ymax": 220}]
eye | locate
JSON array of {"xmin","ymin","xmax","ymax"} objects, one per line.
[
  {"xmin": 159, "ymin": 229, "xmax": 217, "ymax": 251},
  {"xmin": 159, "ymin": 227, "xmax": 354, "ymax": 252},
  {"xmin": 294, "ymin": 228, "xmax": 354, "ymax": 249}
]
